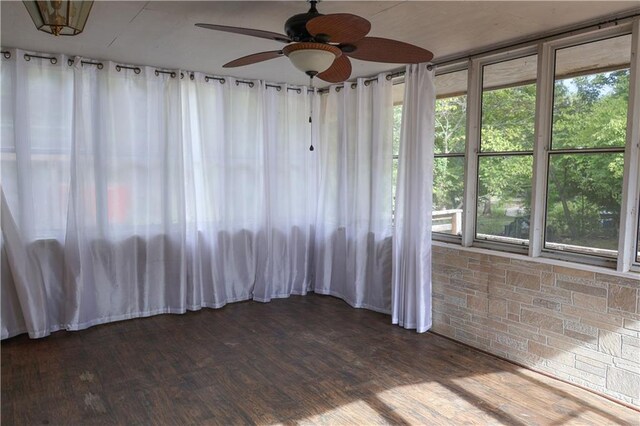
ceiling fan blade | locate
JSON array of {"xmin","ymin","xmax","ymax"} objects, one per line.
[
  {"xmin": 317, "ymin": 55, "xmax": 352, "ymax": 83},
  {"xmin": 346, "ymin": 37, "xmax": 434, "ymax": 64},
  {"xmin": 306, "ymin": 14, "xmax": 371, "ymax": 44},
  {"xmin": 195, "ymin": 23, "xmax": 291, "ymax": 43},
  {"xmin": 223, "ymin": 51, "xmax": 284, "ymax": 68}
]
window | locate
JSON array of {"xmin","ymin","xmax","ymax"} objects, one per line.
[
  {"xmin": 434, "ymin": 69, "xmax": 467, "ymax": 237},
  {"xmin": 476, "ymin": 55, "xmax": 537, "ymax": 246},
  {"xmin": 392, "ymin": 82, "xmax": 404, "ymax": 214},
  {"xmin": 544, "ymin": 35, "xmax": 631, "ymax": 258},
  {"xmin": 637, "ymin": 200, "xmax": 640, "ymax": 264},
  {"xmin": 0, "ymin": 59, "xmax": 73, "ymax": 239},
  {"xmin": 390, "ymin": 21, "xmax": 639, "ymax": 271}
]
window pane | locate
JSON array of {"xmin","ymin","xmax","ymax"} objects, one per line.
[
  {"xmin": 392, "ymin": 104, "xmax": 402, "ymax": 210},
  {"xmin": 552, "ymin": 35, "xmax": 631, "ymax": 150},
  {"xmin": 435, "ymin": 70, "xmax": 467, "ymax": 154},
  {"xmin": 476, "ymin": 155, "xmax": 532, "ymax": 243},
  {"xmin": 433, "ymin": 156, "xmax": 464, "ymax": 235},
  {"xmin": 481, "ymin": 55, "xmax": 537, "ymax": 152},
  {"xmin": 545, "ymin": 153, "xmax": 624, "ymax": 257},
  {"xmin": 637, "ymin": 203, "xmax": 640, "ymax": 263},
  {"xmin": 393, "ymin": 104, "xmax": 402, "ymax": 157}
]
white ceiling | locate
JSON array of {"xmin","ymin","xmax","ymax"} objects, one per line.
[{"xmin": 1, "ymin": 1, "xmax": 639, "ymax": 87}]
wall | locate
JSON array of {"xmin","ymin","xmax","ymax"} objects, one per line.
[{"xmin": 431, "ymin": 243, "xmax": 640, "ymax": 407}]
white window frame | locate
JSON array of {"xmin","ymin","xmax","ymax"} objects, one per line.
[
  {"xmin": 432, "ymin": 62, "xmax": 469, "ymax": 244},
  {"xmin": 532, "ymin": 24, "xmax": 636, "ymax": 269},
  {"xmin": 463, "ymin": 46, "xmax": 538, "ymax": 254},
  {"xmin": 448, "ymin": 17, "xmax": 640, "ymax": 272}
]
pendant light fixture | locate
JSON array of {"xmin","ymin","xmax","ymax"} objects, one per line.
[{"xmin": 23, "ymin": 1, "xmax": 94, "ymax": 36}]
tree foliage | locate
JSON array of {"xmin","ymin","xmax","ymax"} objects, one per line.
[{"xmin": 422, "ymin": 69, "xmax": 629, "ymax": 248}]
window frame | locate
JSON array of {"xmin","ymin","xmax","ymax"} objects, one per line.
[
  {"xmin": 531, "ymin": 24, "xmax": 637, "ymax": 269},
  {"xmin": 453, "ymin": 20, "xmax": 640, "ymax": 271},
  {"xmin": 463, "ymin": 46, "xmax": 538, "ymax": 253},
  {"xmin": 432, "ymin": 63, "xmax": 469, "ymax": 243}
]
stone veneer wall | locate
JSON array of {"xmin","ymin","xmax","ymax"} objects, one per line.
[{"xmin": 431, "ymin": 244, "xmax": 640, "ymax": 407}]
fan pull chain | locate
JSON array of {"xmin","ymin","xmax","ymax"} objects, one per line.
[{"xmin": 309, "ymin": 75, "xmax": 314, "ymax": 152}]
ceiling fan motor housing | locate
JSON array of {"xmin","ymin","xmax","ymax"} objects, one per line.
[{"xmin": 284, "ymin": 1, "xmax": 322, "ymax": 42}]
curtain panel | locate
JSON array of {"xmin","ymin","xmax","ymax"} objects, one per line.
[
  {"xmin": 315, "ymin": 76, "xmax": 394, "ymax": 313},
  {"xmin": 1, "ymin": 51, "xmax": 318, "ymax": 339},
  {"xmin": 1, "ymin": 49, "xmax": 426, "ymax": 339},
  {"xmin": 392, "ymin": 63, "xmax": 435, "ymax": 333}
]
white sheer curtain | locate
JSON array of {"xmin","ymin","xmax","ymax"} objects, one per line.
[
  {"xmin": 1, "ymin": 51, "xmax": 73, "ymax": 338},
  {"xmin": 64, "ymin": 61, "xmax": 188, "ymax": 330},
  {"xmin": 1, "ymin": 51, "xmax": 317, "ymax": 339},
  {"xmin": 315, "ymin": 75, "xmax": 394, "ymax": 313},
  {"xmin": 392, "ymin": 63, "xmax": 435, "ymax": 333},
  {"xmin": 181, "ymin": 76, "xmax": 317, "ymax": 309}
]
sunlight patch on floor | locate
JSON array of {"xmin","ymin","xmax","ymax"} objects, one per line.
[
  {"xmin": 294, "ymin": 400, "xmax": 388, "ymax": 425},
  {"xmin": 376, "ymin": 381, "xmax": 504, "ymax": 424}
]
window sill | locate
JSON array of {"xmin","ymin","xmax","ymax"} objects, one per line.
[{"xmin": 432, "ymin": 240, "xmax": 640, "ymax": 280}]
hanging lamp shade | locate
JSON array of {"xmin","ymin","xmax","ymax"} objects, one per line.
[
  {"xmin": 282, "ymin": 43, "xmax": 341, "ymax": 77},
  {"xmin": 23, "ymin": 1, "xmax": 94, "ymax": 36}
]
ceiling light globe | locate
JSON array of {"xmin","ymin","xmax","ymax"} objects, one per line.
[{"xmin": 283, "ymin": 43, "xmax": 341, "ymax": 76}]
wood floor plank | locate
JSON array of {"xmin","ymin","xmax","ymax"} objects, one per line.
[{"xmin": 2, "ymin": 293, "xmax": 638, "ymax": 425}]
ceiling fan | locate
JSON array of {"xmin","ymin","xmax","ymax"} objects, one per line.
[{"xmin": 195, "ymin": 0, "xmax": 434, "ymax": 83}]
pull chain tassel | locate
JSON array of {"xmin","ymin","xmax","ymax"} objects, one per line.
[{"xmin": 309, "ymin": 76, "xmax": 314, "ymax": 151}]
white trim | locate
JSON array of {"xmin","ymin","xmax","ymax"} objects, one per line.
[
  {"xmin": 540, "ymin": 21, "xmax": 633, "ymax": 52},
  {"xmin": 529, "ymin": 42, "xmax": 554, "ymax": 258},
  {"xmin": 461, "ymin": 58, "xmax": 480, "ymax": 247},
  {"xmin": 618, "ymin": 19, "xmax": 640, "ymax": 272}
]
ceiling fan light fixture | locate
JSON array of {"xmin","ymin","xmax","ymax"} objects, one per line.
[
  {"xmin": 283, "ymin": 42, "xmax": 341, "ymax": 76},
  {"xmin": 23, "ymin": 0, "xmax": 94, "ymax": 36}
]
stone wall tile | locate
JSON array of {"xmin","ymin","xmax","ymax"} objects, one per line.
[
  {"xmin": 598, "ymin": 331, "xmax": 622, "ymax": 357},
  {"xmin": 528, "ymin": 341, "xmax": 574, "ymax": 365},
  {"xmin": 556, "ymin": 280, "xmax": 607, "ymax": 297},
  {"xmin": 511, "ymin": 259, "xmax": 553, "ymax": 272},
  {"xmin": 546, "ymin": 360, "xmax": 606, "ymax": 386},
  {"xmin": 541, "ymin": 329, "xmax": 599, "ymax": 351},
  {"xmin": 606, "ymin": 366, "xmax": 640, "ymax": 399},
  {"xmin": 595, "ymin": 273, "xmax": 639, "ymax": 288},
  {"xmin": 608, "ymin": 284, "xmax": 637, "ymax": 314},
  {"xmin": 521, "ymin": 309, "xmax": 563, "ymax": 333},
  {"xmin": 508, "ymin": 324, "xmax": 547, "ymax": 344},
  {"xmin": 546, "ymin": 336, "xmax": 613, "ymax": 364},
  {"xmin": 575, "ymin": 359, "xmax": 606, "ymax": 377},
  {"xmin": 431, "ymin": 245, "xmax": 640, "ymax": 407},
  {"xmin": 533, "ymin": 298, "xmax": 561, "ymax": 311},
  {"xmin": 552, "ymin": 265, "xmax": 595, "ymax": 279},
  {"xmin": 541, "ymin": 272, "xmax": 555, "ymax": 286},
  {"xmin": 444, "ymin": 254, "xmax": 470, "ymax": 269},
  {"xmin": 612, "ymin": 358, "xmax": 640, "ymax": 374},
  {"xmin": 450, "ymin": 277, "xmax": 488, "ymax": 294},
  {"xmin": 495, "ymin": 332, "xmax": 527, "ymax": 351},
  {"xmin": 622, "ymin": 335, "xmax": 640, "ymax": 347},
  {"xmin": 467, "ymin": 295, "xmax": 488, "ymax": 313},
  {"xmin": 624, "ymin": 319, "xmax": 640, "ymax": 332},
  {"xmin": 489, "ymin": 299, "xmax": 507, "ymax": 318},
  {"xmin": 564, "ymin": 320, "xmax": 598, "ymax": 344},
  {"xmin": 540, "ymin": 285, "xmax": 572, "ymax": 303},
  {"xmin": 621, "ymin": 343, "xmax": 640, "ymax": 363},
  {"xmin": 561, "ymin": 305, "xmax": 624, "ymax": 326},
  {"xmin": 556, "ymin": 273, "xmax": 608, "ymax": 287},
  {"xmin": 492, "ymin": 288, "xmax": 534, "ymax": 304},
  {"xmin": 572, "ymin": 293, "xmax": 607, "ymax": 312}
]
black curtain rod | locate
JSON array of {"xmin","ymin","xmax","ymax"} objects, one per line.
[
  {"xmin": 67, "ymin": 58, "xmax": 104, "ymax": 69},
  {"xmin": 24, "ymin": 53, "xmax": 57, "ymax": 64}
]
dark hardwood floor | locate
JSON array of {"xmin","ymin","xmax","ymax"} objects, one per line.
[{"xmin": 2, "ymin": 293, "xmax": 638, "ymax": 425}]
